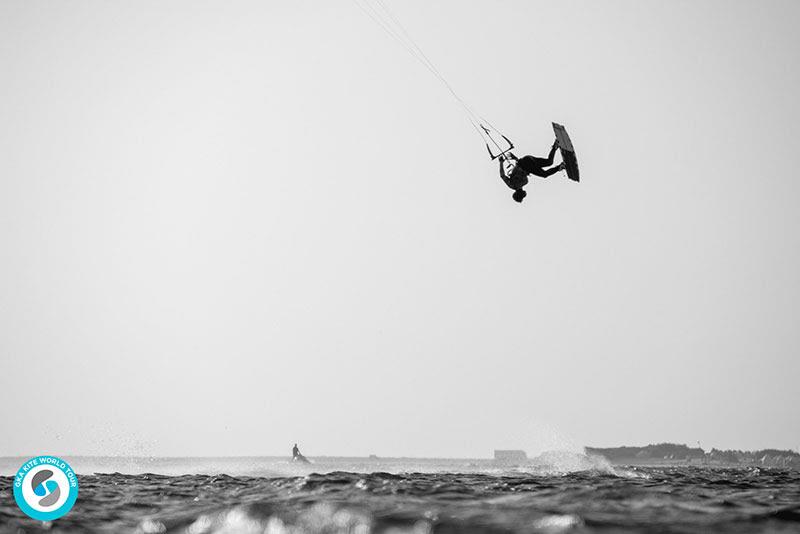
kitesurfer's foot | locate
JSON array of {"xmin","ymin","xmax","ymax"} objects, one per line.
[{"xmin": 558, "ymin": 162, "xmax": 566, "ymax": 172}]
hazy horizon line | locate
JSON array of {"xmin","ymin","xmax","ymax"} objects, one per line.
[{"xmin": 3, "ymin": 443, "xmax": 798, "ymax": 460}]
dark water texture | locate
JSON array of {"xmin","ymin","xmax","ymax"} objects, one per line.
[{"xmin": 2, "ymin": 467, "xmax": 799, "ymax": 533}]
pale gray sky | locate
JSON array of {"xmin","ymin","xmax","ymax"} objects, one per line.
[{"xmin": 1, "ymin": 0, "xmax": 799, "ymax": 458}]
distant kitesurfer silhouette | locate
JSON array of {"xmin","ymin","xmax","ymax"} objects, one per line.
[
  {"xmin": 499, "ymin": 139, "xmax": 566, "ymax": 203},
  {"xmin": 292, "ymin": 443, "xmax": 310, "ymax": 464}
]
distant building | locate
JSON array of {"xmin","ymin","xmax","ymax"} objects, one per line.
[{"xmin": 494, "ymin": 450, "xmax": 528, "ymax": 463}]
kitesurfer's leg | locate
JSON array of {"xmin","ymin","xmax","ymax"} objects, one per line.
[
  {"xmin": 540, "ymin": 162, "xmax": 565, "ymax": 177},
  {"xmin": 517, "ymin": 155, "xmax": 547, "ymax": 174},
  {"xmin": 527, "ymin": 162, "xmax": 565, "ymax": 178},
  {"xmin": 543, "ymin": 140, "xmax": 559, "ymax": 167}
]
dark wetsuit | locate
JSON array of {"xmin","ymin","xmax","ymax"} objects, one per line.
[
  {"xmin": 501, "ymin": 143, "xmax": 561, "ymax": 190},
  {"xmin": 518, "ymin": 154, "xmax": 557, "ymax": 177},
  {"xmin": 503, "ymin": 165, "xmax": 529, "ymax": 190}
]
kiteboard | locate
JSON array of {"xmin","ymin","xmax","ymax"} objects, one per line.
[{"xmin": 552, "ymin": 122, "xmax": 580, "ymax": 182}]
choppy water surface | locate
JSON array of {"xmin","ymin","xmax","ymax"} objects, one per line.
[{"xmin": 1, "ymin": 459, "xmax": 799, "ymax": 533}]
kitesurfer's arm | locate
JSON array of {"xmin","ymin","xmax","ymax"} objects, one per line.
[{"xmin": 499, "ymin": 157, "xmax": 508, "ymax": 180}]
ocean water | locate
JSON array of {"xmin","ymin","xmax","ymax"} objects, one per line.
[{"xmin": 1, "ymin": 455, "xmax": 799, "ymax": 533}]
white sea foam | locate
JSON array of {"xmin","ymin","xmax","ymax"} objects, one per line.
[{"xmin": 0, "ymin": 453, "xmax": 645, "ymax": 478}]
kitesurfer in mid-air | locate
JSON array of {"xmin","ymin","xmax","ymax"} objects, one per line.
[{"xmin": 499, "ymin": 139, "xmax": 565, "ymax": 203}]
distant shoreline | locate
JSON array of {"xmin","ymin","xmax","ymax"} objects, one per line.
[{"xmin": 586, "ymin": 443, "xmax": 800, "ymax": 469}]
